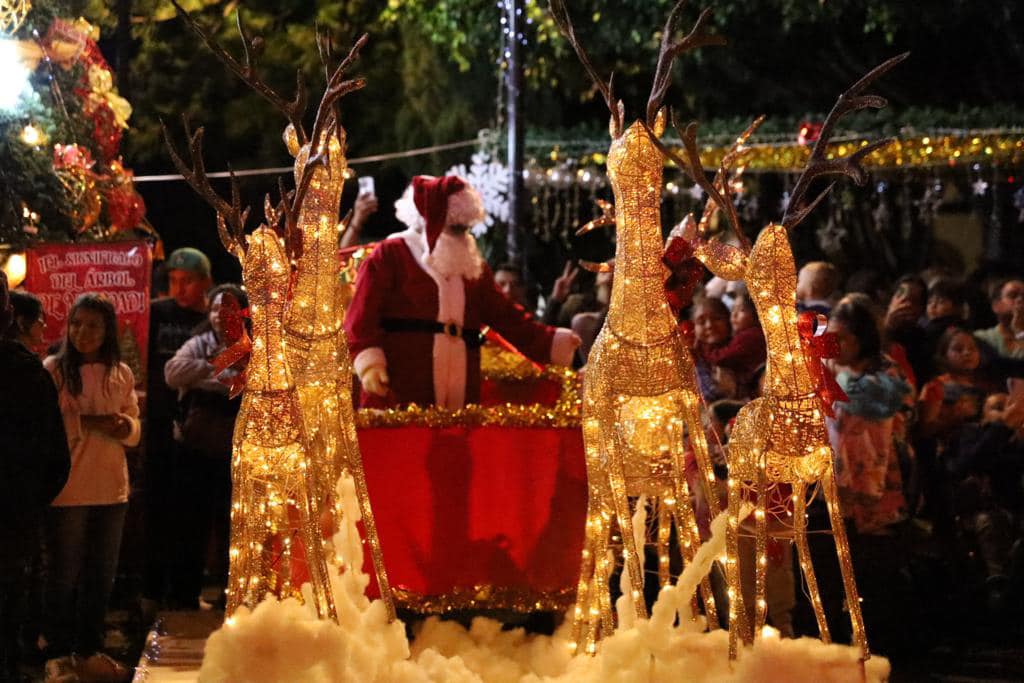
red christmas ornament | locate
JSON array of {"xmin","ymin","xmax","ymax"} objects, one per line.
[
  {"xmin": 104, "ymin": 185, "xmax": 146, "ymax": 232},
  {"xmin": 797, "ymin": 121, "xmax": 823, "ymax": 146}
]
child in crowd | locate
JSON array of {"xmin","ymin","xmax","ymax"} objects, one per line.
[
  {"xmin": 828, "ymin": 294, "xmax": 913, "ymax": 534},
  {"xmin": 698, "ymin": 292, "xmax": 766, "ymax": 399},
  {"xmin": 690, "ymin": 297, "xmax": 737, "ymax": 401},
  {"xmin": 916, "ymin": 327, "xmax": 1000, "ymax": 545},
  {"xmin": 8, "ymin": 289, "xmax": 47, "ymax": 354},
  {"xmin": 43, "ymin": 294, "xmax": 139, "ymax": 683},
  {"xmin": 921, "ymin": 278, "xmax": 967, "ymax": 382},
  {"xmin": 163, "ymin": 284, "xmax": 247, "ymax": 611},
  {"xmin": 795, "ymin": 261, "xmax": 839, "ymax": 315},
  {"xmin": 918, "ymin": 327, "xmax": 993, "ymax": 440},
  {"xmin": 884, "ymin": 275, "xmax": 928, "ymax": 385},
  {"xmin": 826, "ymin": 294, "xmax": 916, "ymax": 650}
]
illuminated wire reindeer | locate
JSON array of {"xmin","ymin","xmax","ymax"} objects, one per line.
[
  {"xmin": 278, "ymin": 50, "xmax": 396, "ymax": 621},
  {"xmin": 549, "ymin": 0, "xmax": 726, "ymax": 653},
  {"xmin": 164, "ymin": 2, "xmax": 392, "ymax": 620},
  {"xmin": 656, "ymin": 53, "xmax": 908, "ymax": 661}
]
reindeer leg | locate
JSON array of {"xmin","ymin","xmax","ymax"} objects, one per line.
[
  {"xmin": 754, "ymin": 470, "xmax": 769, "ymax": 635},
  {"xmin": 676, "ymin": 390, "xmax": 720, "ymax": 628},
  {"xmin": 226, "ymin": 454, "xmax": 248, "ymax": 616},
  {"xmin": 574, "ymin": 416, "xmax": 607, "ymax": 653},
  {"xmin": 793, "ymin": 481, "xmax": 830, "ymax": 642},
  {"xmin": 823, "ymin": 465, "xmax": 870, "ymax": 660},
  {"xmin": 726, "ymin": 476, "xmax": 752, "ymax": 658},
  {"xmin": 296, "ymin": 482, "xmax": 337, "ymax": 622},
  {"xmin": 656, "ymin": 498, "xmax": 671, "ymax": 589},
  {"xmin": 605, "ymin": 428, "xmax": 648, "ymax": 623}
]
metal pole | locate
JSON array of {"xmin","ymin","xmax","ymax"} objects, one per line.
[{"xmin": 505, "ymin": 0, "xmax": 526, "ymax": 272}]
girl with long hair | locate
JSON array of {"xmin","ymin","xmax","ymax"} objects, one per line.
[{"xmin": 42, "ymin": 293, "xmax": 138, "ymax": 682}]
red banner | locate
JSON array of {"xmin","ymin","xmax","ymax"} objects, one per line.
[{"xmin": 24, "ymin": 241, "xmax": 151, "ymax": 386}]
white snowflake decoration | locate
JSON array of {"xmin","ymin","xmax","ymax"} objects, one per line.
[{"xmin": 447, "ymin": 150, "xmax": 509, "ymax": 238}]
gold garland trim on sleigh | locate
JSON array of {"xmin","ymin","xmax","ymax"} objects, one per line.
[
  {"xmin": 392, "ymin": 585, "xmax": 576, "ymax": 614},
  {"xmin": 556, "ymin": 132, "xmax": 1024, "ymax": 172},
  {"xmin": 356, "ymin": 352, "xmax": 581, "ymax": 429}
]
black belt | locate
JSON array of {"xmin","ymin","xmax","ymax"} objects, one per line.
[{"xmin": 381, "ymin": 317, "xmax": 485, "ymax": 349}]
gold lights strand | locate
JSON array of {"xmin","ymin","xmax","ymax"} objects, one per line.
[
  {"xmin": 550, "ymin": 132, "xmax": 1024, "ymax": 174},
  {"xmin": 693, "ymin": 224, "xmax": 867, "ymax": 661},
  {"xmin": 569, "ymin": 119, "xmax": 723, "ymax": 655}
]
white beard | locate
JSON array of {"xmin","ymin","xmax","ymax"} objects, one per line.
[{"xmin": 426, "ymin": 231, "xmax": 485, "ymax": 280}]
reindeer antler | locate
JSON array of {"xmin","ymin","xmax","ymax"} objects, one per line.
[
  {"xmin": 288, "ymin": 33, "xmax": 368, "ymax": 235},
  {"xmin": 549, "ymin": 0, "xmax": 624, "ymax": 137},
  {"xmin": 782, "ymin": 53, "xmax": 909, "ymax": 230},
  {"xmin": 696, "ymin": 115, "xmax": 763, "ymax": 247},
  {"xmin": 170, "ymin": 0, "xmax": 309, "ymax": 146},
  {"xmin": 162, "ymin": 117, "xmax": 250, "ymax": 256},
  {"xmin": 647, "ymin": 2, "xmax": 725, "ymax": 127},
  {"xmin": 646, "ymin": 113, "xmax": 761, "ymax": 250}
]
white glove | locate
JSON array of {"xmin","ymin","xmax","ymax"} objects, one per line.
[{"xmin": 361, "ymin": 365, "xmax": 390, "ymax": 397}]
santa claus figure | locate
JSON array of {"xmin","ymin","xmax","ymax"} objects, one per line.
[{"xmin": 345, "ymin": 175, "xmax": 580, "ymax": 409}]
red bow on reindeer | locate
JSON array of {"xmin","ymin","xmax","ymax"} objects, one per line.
[
  {"xmin": 796, "ymin": 311, "xmax": 848, "ymax": 418},
  {"xmin": 662, "ymin": 235, "xmax": 704, "ymax": 317},
  {"xmin": 211, "ymin": 294, "xmax": 251, "ymax": 399}
]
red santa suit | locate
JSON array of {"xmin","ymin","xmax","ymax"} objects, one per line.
[{"xmin": 345, "ymin": 176, "xmax": 576, "ymax": 409}]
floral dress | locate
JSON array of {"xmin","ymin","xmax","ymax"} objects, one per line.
[{"xmin": 828, "ymin": 362, "xmax": 913, "ymax": 534}]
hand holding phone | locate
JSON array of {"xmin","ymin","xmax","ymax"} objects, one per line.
[{"xmin": 358, "ymin": 175, "xmax": 375, "ymax": 197}]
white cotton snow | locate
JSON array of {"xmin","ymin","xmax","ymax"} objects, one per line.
[{"xmin": 199, "ymin": 480, "xmax": 890, "ymax": 683}]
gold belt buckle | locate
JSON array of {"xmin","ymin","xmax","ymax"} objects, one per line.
[{"xmin": 443, "ymin": 321, "xmax": 462, "ymax": 338}]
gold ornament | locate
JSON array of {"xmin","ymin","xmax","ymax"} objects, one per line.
[
  {"xmin": 550, "ymin": 0, "xmax": 725, "ymax": 655},
  {"xmin": 0, "ymin": 0, "xmax": 30, "ymax": 35},
  {"xmin": 56, "ymin": 167, "xmax": 101, "ymax": 234}
]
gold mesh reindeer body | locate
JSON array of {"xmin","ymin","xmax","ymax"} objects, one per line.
[
  {"xmin": 283, "ymin": 126, "xmax": 395, "ymax": 619},
  {"xmin": 693, "ymin": 227, "xmax": 863, "ymax": 658},
  {"xmin": 165, "ymin": 1, "xmax": 394, "ymax": 622},
  {"xmin": 225, "ymin": 226, "xmax": 337, "ymax": 619},
  {"xmin": 549, "ymin": 0, "xmax": 726, "ymax": 654},
  {"xmin": 657, "ymin": 53, "xmax": 908, "ymax": 662}
]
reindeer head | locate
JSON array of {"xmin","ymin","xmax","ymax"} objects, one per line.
[{"xmin": 550, "ymin": 0, "xmax": 723, "ymax": 180}]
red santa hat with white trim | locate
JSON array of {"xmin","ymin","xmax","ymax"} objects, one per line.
[{"xmin": 395, "ymin": 175, "xmax": 485, "ymax": 252}]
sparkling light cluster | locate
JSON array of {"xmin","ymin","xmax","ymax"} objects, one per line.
[
  {"xmin": 572, "ymin": 117, "xmax": 721, "ymax": 655},
  {"xmin": 283, "ymin": 124, "xmax": 395, "ymax": 621},
  {"xmin": 694, "ymin": 224, "xmax": 867, "ymax": 661}
]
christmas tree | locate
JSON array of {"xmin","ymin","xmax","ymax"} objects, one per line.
[{"xmin": 0, "ymin": 0, "xmax": 147, "ymax": 249}]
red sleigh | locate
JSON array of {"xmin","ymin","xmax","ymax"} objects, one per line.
[{"xmin": 341, "ymin": 244, "xmax": 588, "ymax": 613}]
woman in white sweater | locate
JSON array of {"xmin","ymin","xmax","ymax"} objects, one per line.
[{"xmin": 43, "ymin": 293, "xmax": 139, "ymax": 682}]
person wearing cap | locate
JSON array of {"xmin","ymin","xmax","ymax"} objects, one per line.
[
  {"xmin": 0, "ymin": 272, "xmax": 71, "ymax": 679},
  {"xmin": 142, "ymin": 247, "xmax": 212, "ymax": 612},
  {"xmin": 345, "ymin": 175, "xmax": 580, "ymax": 409}
]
